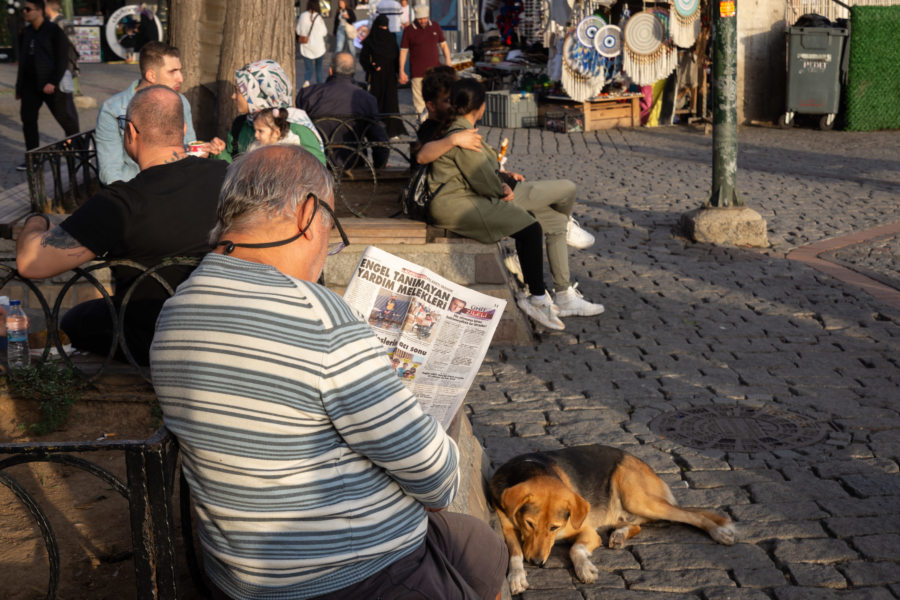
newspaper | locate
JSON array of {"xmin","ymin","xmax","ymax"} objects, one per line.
[{"xmin": 343, "ymin": 246, "xmax": 507, "ymax": 429}]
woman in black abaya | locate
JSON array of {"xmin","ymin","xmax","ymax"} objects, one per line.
[{"xmin": 360, "ymin": 14, "xmax": 406, "ymax": 138}]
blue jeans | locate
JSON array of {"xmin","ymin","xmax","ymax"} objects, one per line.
[
  {"xmin": 335, "ymin": 27, "xmax": 356, "ymax": 57},
  {"xmin": 303, "ymin": 56, "xmax": 324, "ymax": 84}
]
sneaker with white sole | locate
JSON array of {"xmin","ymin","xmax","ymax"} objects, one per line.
[
  {"xmin": 554, "ymin": 283, "xmax": 604, "ymax": 317},
  {"xmin": 517, "ymin": 293, "xmax": 565, "ymax": 330},
  {"xmin": 566, "ymin": 217, "xmax": 595, "ymax": 249},
  {"xmin": 503, "ymin": 252, "xmax": 524, "ymax": 286}
]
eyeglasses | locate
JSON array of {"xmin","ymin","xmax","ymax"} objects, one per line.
[
  {"xmin": 116, "ymin": 115, "xmax": 139, "ymax": 134},
  {"xmin": 316, "ymin": 197, "xmax": 349, "ymax": 256}
]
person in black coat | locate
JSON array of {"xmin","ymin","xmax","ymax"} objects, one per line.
[
  {"xmin": 15, "ymin": 0, "xmax": 80, "ymax": 162},
  {"xmin": 360, "ymin": 14, "xmax": 406, "ymax": 138}
]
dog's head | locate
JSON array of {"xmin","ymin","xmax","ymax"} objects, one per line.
[{"xmin": 499, "ymin": 476, "xmax": 591, "ymax": 566}]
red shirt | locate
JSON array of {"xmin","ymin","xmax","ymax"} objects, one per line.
[{"xmin": 400, "ymin": 20, "xmax": 445, "ymax": 78}]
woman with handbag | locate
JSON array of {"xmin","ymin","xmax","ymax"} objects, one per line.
[
  {"xmin": 333, "ymin": 0, "xmax": 357, "ymax": 57},
  {"xmin": 296, "ymin": 0, "xmax": 328, "ymax": 86}
]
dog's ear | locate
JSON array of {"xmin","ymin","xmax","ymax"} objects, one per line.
[
  {"xmin": 567, "ymin": 491, "xmax": 591, "ymax": 529},
  {"xmin": 500, "ymin": 482, "xmax": 532, "ymax": 516}
]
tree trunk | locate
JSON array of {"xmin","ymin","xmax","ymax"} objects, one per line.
[
  {"xmin": 170, "ymin": 0, "xmax": 296, "ymax": 141},
  {"xmin": 216, "ymin": 0, "xmax": 296, "ymax": 136}
]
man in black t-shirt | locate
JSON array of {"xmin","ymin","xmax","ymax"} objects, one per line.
[{"xmin": 16, "ymin": 85, "xmax": 227, "ymax": 365}]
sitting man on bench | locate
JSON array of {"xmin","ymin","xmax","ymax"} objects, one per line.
[
  {"xmin": 16, "ymin": 85, "xmax": 227, "ymax": 365},
  {"xmin": 150, "ymin": 145, "xmax": 508, "ymax": 600}
]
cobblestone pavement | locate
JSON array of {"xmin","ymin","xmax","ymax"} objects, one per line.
[
  {"xmin": 2, "ymin": 61, "xmax": 899, "ymax": 599},
  {"xmin": 471, "ymin": 124, "xmax": 900, "ymax": 598}
]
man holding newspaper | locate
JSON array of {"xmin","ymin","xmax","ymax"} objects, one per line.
[{"xmin": 150, "ymin": 145, "xmax": 507, "ymax": 600}]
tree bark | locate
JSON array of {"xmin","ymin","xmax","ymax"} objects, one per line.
[
  {"xmin": 216, "ymin": 0, "xmax": 296, "ymax": 136},
  {"xmin": 170, "ymin": 0, "xmax": 296, "ymax": 141}
]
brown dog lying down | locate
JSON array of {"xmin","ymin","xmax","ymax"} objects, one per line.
[{"xmin": 489, "ymin": 444, "xmax": 735, "ymax": 594}]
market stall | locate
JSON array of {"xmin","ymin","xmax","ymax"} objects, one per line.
[{"xmin": 464, "ymin": 0, "xmax": 711, "ymax": 129}]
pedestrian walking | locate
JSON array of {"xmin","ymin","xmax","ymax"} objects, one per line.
[
  {"xmin": 333, "ymin": 0, "xmax": 357, "ymax": 57},
  {"xmin": 296, "ymin": 0, "xmax": 328, "ymax": 86},
  {"xmin": 360, "ymin": 14, "xmax": 406, "ymax": 138}
]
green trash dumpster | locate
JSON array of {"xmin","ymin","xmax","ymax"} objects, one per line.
[{"xmin": 780, "ymin": 24, "xmax": 849, "ymax": 130}]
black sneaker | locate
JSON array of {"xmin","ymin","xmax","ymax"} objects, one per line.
[{"xmin": 15, "ymin": 163, "xmax": 27, "ymax": 172}]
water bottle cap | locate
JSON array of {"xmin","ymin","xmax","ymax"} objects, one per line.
[{"xmin": 10, "ymin": 300, "xmax": 21, "ymax": 306}]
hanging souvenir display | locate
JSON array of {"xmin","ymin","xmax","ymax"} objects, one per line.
[
  {"xmin": 561, "ymin": 30, "xmax": 606, "ymax": 102},
  {"xmin": 622, "ymin": 10, "xmax": 677, "ymax": 86},
  {"xmin": 669, "ymin": 0, "xmax": 702, "ymax": 48},
  {"xmin": 576, "ymin": 15, "xmax": 606, "ymax": 47},
  {"xmin": 594, "ymin": 24, "xmax": 622, "ymax": 58}
]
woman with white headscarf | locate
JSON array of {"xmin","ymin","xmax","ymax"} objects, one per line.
[{"xmin": 213, "ymin": 59, "xmax": 326, "ymax": 164}]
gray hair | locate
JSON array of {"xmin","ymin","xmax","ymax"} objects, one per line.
[
  {"xmin": 332, "ymin": 52, "xmax": 356, "ymax": 77},
  {"xmin": 210, "ymin": 145, "xmax": 334, "ymax": 245}
]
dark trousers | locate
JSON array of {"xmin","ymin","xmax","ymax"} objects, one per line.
[
  {"xmin": 60, "ymin": 298, "xmax": 158, "ymax": 366},
  {"xmin": 19, "ymin": 83, "xmax": 80, "ymax": 150}
]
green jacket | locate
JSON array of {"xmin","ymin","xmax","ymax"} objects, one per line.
[
  {"xmin": 216, "ymin": 117, "xmax": 327, "ymax": 165},
  {"xmin": 427, "ymin": 117, "xmax": 534, "ymax": 244}
]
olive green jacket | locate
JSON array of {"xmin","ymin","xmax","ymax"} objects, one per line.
[{"xmin": 427, "ymin": 117, "xmax": 535, "ymax": 243}]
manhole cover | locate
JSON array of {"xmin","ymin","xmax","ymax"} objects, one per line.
[{"xmin": 648, "ymin": 405, "xmax": 829, "ymax": 453}]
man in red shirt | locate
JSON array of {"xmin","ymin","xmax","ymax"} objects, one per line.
[{"xmin": 399, "ymin": 4, "xmax": 452, "ymax": 116}]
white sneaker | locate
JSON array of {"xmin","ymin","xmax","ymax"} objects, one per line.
[
  {"xmin": 554, "ymin": 283, "xmax": 604, "ymax": 317},
  {"xmin": 566, "ymin": 217, "xmax": 595, "ymax": 249},
  {"xmin": 517, "ymin": 293, "xmax": 565, "ymax": 330},
  {"xmin": 503, "ymin": 252, "xmax": 524, "ymax": 286}
]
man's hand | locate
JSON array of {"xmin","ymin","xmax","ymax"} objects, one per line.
[
  {"xmin": 399, "ymin": 71, "xmax": 409, "ymax": 85},
  {"xmin": 205, "ymin": 137, "xmax": 226, "ymax": 156},
  {"xmin": 500, "ymin": 183, "xmax": 514, "ymax": 203},
  {"xmin": 449, "ymin": 129, "xmax": 482, "ymax": 152},
  {"xmin": 502, "ymin": 170, "xmax": 525, "ymax": 182},
  {"xmin": 43, "ymin": 83, "xmax": 55, "ymax": 95}
]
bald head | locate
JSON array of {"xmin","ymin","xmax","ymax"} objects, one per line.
[
  {"xmin": 332, "ymin": 52, "xmax": 356, "ymax": 77},
  {"xmin": 126, "ymin": 85, "xmax": 185, "ymax": 147}
]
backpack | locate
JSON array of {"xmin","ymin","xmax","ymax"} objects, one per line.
[{"xmin": 400, "ymin": 164, "xmax": 444, "ymax": 224}]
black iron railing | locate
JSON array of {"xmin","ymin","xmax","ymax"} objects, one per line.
[
  {"xmin": 26, "ymin": 130, "xmax": 99, "ymax": 214},
  {"xmin": 0, "ymin": 427, "xmax": 185, "ymax": 600},
  {"xmin": 0, "ymin": 258, "xmax": 200, "ymax": 383}
]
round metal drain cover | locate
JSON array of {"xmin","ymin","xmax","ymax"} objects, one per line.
[{"xmin": 649, "ymin": 405, "xmax": 829, "ymax": 453}]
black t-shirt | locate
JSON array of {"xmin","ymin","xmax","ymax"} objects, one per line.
[
  {"xmin": 61, "ymin": 157, "xmax": 227, "ymax": 303},
  {"xmin": 412, "ymin": 118, "xmax": 442, "ymax": 165}
]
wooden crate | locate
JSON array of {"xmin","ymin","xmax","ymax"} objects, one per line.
[{"xmin": 584, "ymin": 94, "xmax": 641, "ymax": 131}]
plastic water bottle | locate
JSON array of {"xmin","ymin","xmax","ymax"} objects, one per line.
[{"xmin": 7, "ymin": 300, "xmax": 31, "ymax": 369}]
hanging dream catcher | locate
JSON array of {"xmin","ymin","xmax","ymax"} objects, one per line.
[
  {"xmin": 594, "ymin": 24, "xmax": 622, "ymax": 58},
  {"xmin": 562, "ymin": 28, "xmax": 607, "ymax": 102},
  {"xmin": 622, "ymin": 10, "xmax": 677, "ymax": 86},
  {"xmin": 669, "ymin": 0, "xmax": 701, "ymax": 48},
  {"xmin": 576, "ymin": 15, "xmax": 606, "ymax": 47}
]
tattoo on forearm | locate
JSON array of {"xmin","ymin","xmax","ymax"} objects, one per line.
[{"xmin": 41, "ymin": 226, "xmax": 83, "ymax": 250}]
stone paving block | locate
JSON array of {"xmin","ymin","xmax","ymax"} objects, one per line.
[
  {"xmin": 470, "ymin": 406, "xmax": 552, "ymax": 426},
  {"xmin": 633, "ymin": 543, "xmax": 773, "ymax": 571},
  {"xmin": 625, "ymin": 445, "xmax": 680, "ymax": 474},
  {"xmin": 814, "ymin": 459, "xmax": 899, "ymax": 479},
  {"xmin": 515, "ymin": 422, "xmax": 547, "ymax": 437},
  {"xmin": 547, "ymin": 409, "xmax": 629, "ymax": 428},
  {"xmin": 772, "ymin": 538, "xmax": 858, "ymax": 564},
  {"xmin": 838, "ymin": 561, "xmax": 900, "ymax": 586},
  {"xmin": 519, "ymin": 590, "xmax": 585, "ymax": 600},
  {"xmin": 481, "ymin": 437, "xmax": 563, "ymax": 467},
  {"xmin": 683, "ymin": 469, "xmax": 781, "ymax": 489},
  {"xmin": 747, "ymin": 480, "xmax": 850, "ymax": 503},
  {"xmin": 703, "ymin": 588, "xmax": 773, "ymax": 600},
  {"xmin": 850, "ymin": 534, "xmax": 900, "ymax": 561},
  {"xmin": 772, "ymin": 586, "xmax": 840, "ymax": 599},
  {"xmin": 737, "ymin": 520, "xmax": 827, "ymax": 544},
  {"xmin": 621, "ymin": 568, "xmax": 734, "ymax": 592},
  {"xmin": 787, "ymin": 563, "xmax": 848, "ymax": 588},
  {"xmin": 729, "ymin": 502, "xmax": 827, "ymax": 523},
  {"xmin": 732, "ymin": 566, "xmax": 791, "ymax": 588},
  {"xmin": 837, "ymin": 587, "xmax": 897, "ymax": 600},
  {"xmin": 555, "ymin": 429, "xmax": 641, "ymax": 448},
  {"xmin": 825, "ymin": 515, "xmax": 900, "ymax": 538},
  {"xmin": 581, "ymin": 590, "xmax": 700, "ymax": 600},
  {"xmin": 840, "ymin": 473, "xmax": 900, "ymax": 497},
  {"xmin": 519, "ymin": 567, "xmax": 586, "ymax": 590}
]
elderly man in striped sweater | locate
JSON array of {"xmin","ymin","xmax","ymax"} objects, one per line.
[{"xmin": 150, "ymin": 144, "xmax": 507, "ymax": 600}]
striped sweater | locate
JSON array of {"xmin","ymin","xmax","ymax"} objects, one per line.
[{"xmin": 150, "ymin": 254, "xmax": 459, "ymax": 599}]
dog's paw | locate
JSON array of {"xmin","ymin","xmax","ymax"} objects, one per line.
[
  {"xmin": 609, "ymin": 527, "xmax": 628, "ymax": 549},
  {"xmin": 508, "ymin": 556, "xmax": 529, "ymax": 595},
  {"xmin": 571, "ymin": 544, "xmax": 598, "ymax": 584},
  {"xmin": 711, "ymin": 523, "xmax": 736, "ymax": 545}
]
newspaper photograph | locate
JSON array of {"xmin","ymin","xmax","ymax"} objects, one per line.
[{"xmin": 343, "ymin": 246, "xmax": 507, "ymax": 428}]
